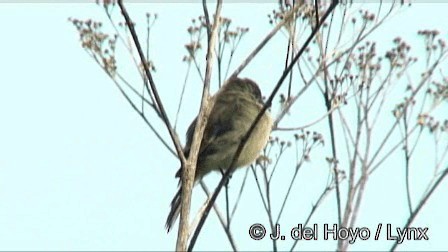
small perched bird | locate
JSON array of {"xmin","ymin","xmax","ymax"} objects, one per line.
[{"xmin": 166, "ymin": 77, "xmax": 273, "ymax": 232}]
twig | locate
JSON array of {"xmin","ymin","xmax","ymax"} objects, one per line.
[
  {"xmin": 252, "ymin": 165, "xmax": 270, "ymax": 214},
  {"xmin": 231, "ymin": 167, "xmax": 250, "ymax": 219},
  {"xmin": 174, "ymin": 62, "xmax": 192, "ymax": 130},
  {"xmin": 84, "ymin": 49, "xmax": 177, "ymax": 157},
  {"xmin": 261, "ymin": 162, "xmax": 277, "ymax": 251},
  {"xmin": 317, "ymin": 9, "xmax": 343, "ymax": 240},
  {"xmin": 290, "ymin": 184, "xmax": 333, "ymax": 250},
  {"xmin": 275, "ymin": 105, "xmax": 339, "ymax": 131},
  {"xmin": 403, "ymin": 112, "xmax": 413, "ymax": 214}
]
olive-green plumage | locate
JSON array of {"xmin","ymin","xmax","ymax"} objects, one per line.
[{"xmin": 166, "ymin": 77, "xmax": 273, "ymax": 232}]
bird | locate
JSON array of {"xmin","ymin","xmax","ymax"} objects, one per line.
[{"xmin": 166, "ymin": 77, "xmax": 273, "ymax": 232}]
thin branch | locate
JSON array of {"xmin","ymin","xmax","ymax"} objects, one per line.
[
  {"xmin": 317, "ymin": 8, "xmax": 343, "ymax": 237},
  {"xmin": 230, "ymin": 167, "xmax": 250, "ymax": 219},
  {"xmin": 84, "ymin": 49, "xmax": 177, "ymax": 157},
  {"xmin": 199, "ymin": 182, "xmax": 238, "ymax": 251},
  {"xmin": 403, "ymin": 112, "xmax": 413, "ymax": 214},
  {"xmin": 230, "ymin": 3, "xmax": 302, "ymax": 79},
  {"xmin": 117, "ymin": 0, "xmax": 184, "ymax": 160},
  {"xmin": 290, "ymin": 184, "xmax": 333, "ymax": 251},
  {"xmin": 202, "ymin": 0, "xmax": 212, "ymax": 39},
  {"xmin": 391, "ymin": 167, "xmax": 448, "ymax": 251},
  {"xmin": 275, "ymin": 105, "xmax": 340, "ymax": 131},
  {"xmin": 112, "ymin": 74, "xmax": 177, "ymax": 157},
  {"xmin": 251, "ymin": 165, "xmax": 270, "ymax": 213},
  {"xmin": 174, "ymin": 62, "xmax": 192, "ymax": 130},
  {"xmin": 261, "ymin": 162, "xmax": 277, "ymax": 251}
]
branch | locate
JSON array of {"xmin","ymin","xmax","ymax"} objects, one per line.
[
  {"xmin": 177, "ymin": 0, "xmax": 223, "ymax": 250},
  {"xmin": 188, "ymin": 1, "xmax": 339, "ymax": 250}
]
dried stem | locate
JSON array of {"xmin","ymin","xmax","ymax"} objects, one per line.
[{"xmin": 183, "ymin": 0, "xmax": 223, "ymax": 250}]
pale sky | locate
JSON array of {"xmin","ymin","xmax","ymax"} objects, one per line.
[{"xmin": 0, "ymin": 2, "xmax": 447, "ymax": 251}]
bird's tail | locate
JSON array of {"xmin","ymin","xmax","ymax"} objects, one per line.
[{"xmin": 166, "ymin": 186, "xmax": 182, "ymax": 232}]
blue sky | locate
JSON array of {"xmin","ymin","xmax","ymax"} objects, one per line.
[{"xmin": 0, "ymin": 2, "xmax": 447, "ymax": 251}]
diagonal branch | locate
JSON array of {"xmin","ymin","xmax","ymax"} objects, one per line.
[
  {"xmin": 188, "ymin": 1, "xmax": 339, "ymax": 250},
  {"xmin": 177, "ymin": 0, "xmax": 223, "ymax": 250},
  {"xmin": 117, "ymin": 0, "xmax": 184, "ymax": 160},
  {"xmin": 229, "ymin": 3, "xmax": 303, "ymax": 79},
  {"xmin": 391, "ymin": 167, "xmax": 448, "ymax": 251}
]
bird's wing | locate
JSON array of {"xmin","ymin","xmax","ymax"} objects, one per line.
[
  {"xmin": 176, "ymin": 102, "xmax": 236, "ymax": 176},
  {"xmin": 203, "ymin": 94, "xmax": 241, "ymax": 152}
]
